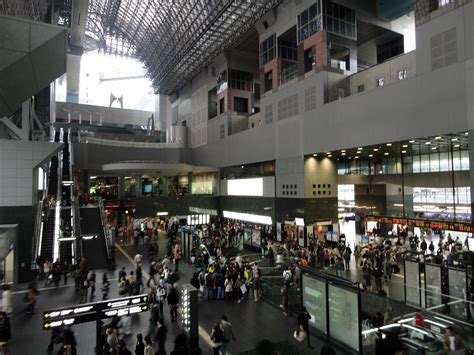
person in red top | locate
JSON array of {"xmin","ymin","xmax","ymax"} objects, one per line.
[{"xmin": 415, "ymin": 312, "xmax": 425, "ymax": 327}]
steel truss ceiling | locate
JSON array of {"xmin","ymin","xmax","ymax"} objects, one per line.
[{"xmin": 86, "ymin": 0, "xmax": 280, "ymax": 95}]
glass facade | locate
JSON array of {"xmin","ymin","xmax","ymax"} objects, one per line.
[
  {"xmin": 260, "ymin": 34, "xmax": 276, "ymax": 66},
  {"xmin": 323, "ymin": 0, "xmax": 356, "ymax": 40},
  {"xmin": 337, "ymin": 150, "xmax": 469, "ymax": 176},
  {"xmin": 297, "ymin": 1, "xmax": 322, "ymax": 43}
]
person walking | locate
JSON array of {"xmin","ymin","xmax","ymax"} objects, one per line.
[
  {"xmin": 101, "ymin": 273, "xmax": 110, "ymax": 300},
  {"xmin": 155, "ymin": 318, "xmax": 167, "ymax": 355},
  {"xmin": 89, "ymin": 271, "xmax": 96, "ymax": 300},
  {"xmin": 297, "ymin": 306, "xmax": 313, "ymax": 349},
  {"xmin": 0, "ymin": 311, "xmax": 11, "ymax": 351},
  {"xmin": 220, "ymin": 315, "xmax": 236, "ymax": 355},
  {"xmin": 210, "ymin": 322, "xmax": 224, "ymax": 355},
  {"xmin": 134, "ymin": 334, "xmax": 144, "ymax": 355},
  {"xmin": 2, "ymin": 285, "xmax": 12, "ymax": 316},
  {"xmin": 280, "ymin": 283, "xmax": 290, "ymax": 317},
  {"xmin": 167, "ymin": 285, "xmax": 179, "ymax": 322},
  {"xmin": 25, "ymin": 282, "xmax": 39, "ymax": 314},
  {"xmin": 144, "ymin": 336, "xmax": 154, "ymax": 355},
  {"xmin": 444, "ymin": 326, "xmax": 464, "ymax": 353}
]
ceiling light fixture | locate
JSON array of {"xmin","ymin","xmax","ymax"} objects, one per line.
[
  {"xmin": 341, "ymin": 150, "xmax": 346, "ymax": 153},
  {"xmin": 454, "ymin": 144, "xmax": 460, "ymax": 148},
  {"xmin": 384, "ymin": 152, "xmax": 389, "ymax": 156},
  {"xmin": 401, "ymin": 150, "xmax": 406, "ymax": 154},
  {"xmin": 435, "ymin": 136, "xmax": 442, "ymax": 140},
  {"xmin": 327, "ymin": 154, "xmax": 332, "ymax": 157},
  {"xmin": 326, "ymin": 152, "xmax": 331, "ymax": 155},
  {"xmin": 369, "ymin": 154, "xmax": 373, "ymax": 157},
  {"xmin": 402, "ymin": 145, "xmax": 408, "ymax": 148},
  {"xmin": 432, "ymin": 147, "xmax": 437, "ymax": 150},
  {"xmin": 409, "ymin": 140, "xmax": 415, "ymax": 143},
  {"xmin": 355, "ymin": 156, "xmax": 359, "ymax": 159},
  {"xmin": 386, "ymin": 143, "xmax": 392, "ymax": 146},
  {"xmin": 341, "ymin": 152, "xmax": 346, "ymax": 156},
  {"xmin": 451, "ymin": 138, "xmax": 458, "ymax": 142},
  {"xmin": 313, "ymin": 154, "xmax": 317, "ymax": 157},
  {"xmin": 465, "ymin": 132, "xmax": 469, "ymax": 136},
  {"xmin": 425, "ymin": 141, "xmax": 431, "ymax": 145},
  {"xmin": 373, "ymin": 148, "xmax": 379, "ymax": 152}
]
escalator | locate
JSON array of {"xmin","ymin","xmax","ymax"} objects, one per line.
[
  {"xmin": 40, "ymin": 207, "xmax": 56, "ymax": 261},
  {"xmin": 39, "ymin": 131, "xmax": 61, "ymax": 261},
  {"xmin": 79, "ymin": 207, "xmax": 109, "ymax": 269}
]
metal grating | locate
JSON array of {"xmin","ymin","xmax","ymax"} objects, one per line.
[{"xmin": 85, "ymin": 0, "xmax": 281, "ymax": 95}]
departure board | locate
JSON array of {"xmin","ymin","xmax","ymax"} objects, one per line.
[{"xmin": 302, "ymin": 274, "xmax": 327, "ymax": 334}]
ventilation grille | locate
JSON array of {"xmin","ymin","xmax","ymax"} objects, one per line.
[
  {"xmin": 304, "ymin": 86, "xmax": 317, "ymax": 112},
  {"xmin": 431, "ymin": 28, "xmax": 458, "ymax": 71},
  {"xmin": 277, "ymin": 94, "xmax": 299, "ymax": 121},
  {"xmin": 264, "ymin": 104, "xmax": 273, "ymax": 124}
]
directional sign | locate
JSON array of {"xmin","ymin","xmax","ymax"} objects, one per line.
[{"xmin": 42, "ymin": 294, "xmax": 149, "ymax": 330}]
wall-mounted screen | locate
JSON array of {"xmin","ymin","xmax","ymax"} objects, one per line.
[
  {"xmin": 448, "ymin": 268, "xmax": 468, "ymax": 319},
  {"xmin": 302, "ymin": 274, "xmax": 327, "ymax": 334},
  {"xmin": 328, "ymin": 284, "xmax": 360, "ymax": 351},
  {"xmin": 144, "ymin": 185, "xmax": 152, "ymax": 193},
  {"xmin": 405, "ymin": 260, "xmax": 421, "ymax": 306},
  {"xmin": 227, "ymin": 178, "xmax": 263, "ymax": 196},
  {"xmin": 425, "ymin": 264, "xmax": 442, "ymax": 308}
]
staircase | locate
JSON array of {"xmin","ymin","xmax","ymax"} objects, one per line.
[
  {"xmin": 40, "ymin": 208, "xmax": 56, "ymax": 261},
  {"xmin": 79, "ymin": 207, "xmax": 109, "ymax": 269}
]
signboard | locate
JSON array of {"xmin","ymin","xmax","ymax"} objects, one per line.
[
  {"xmin": 365, "ymin": 215, "xmax": 472, "ymax": 233},
  {"xmin": 180, "ymin": 284, "xmax": 199, "ymax": 341},
  {"xmin": 424, "ymin": 264, "xmax": 442, "ymax": 308},
  {"xmin": 404, "ymin": 260, "xmax": 421, "ymax": 307},
  {"xmin": 328, "ymin": 284, "xmax": 360, "ymax": 351},
  {"xmin": 302, "ymin": 274, "xmax": 327, "ymax": 334},
  {"xmin": 43, "ymin": 295, "xmax": 149, "ymax": 330},
  {"xmin": 448, "ymin": 268, "xmax": 468, "ymax": 319}
]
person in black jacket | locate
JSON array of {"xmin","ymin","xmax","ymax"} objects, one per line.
[
  {"xmin": 0, "ymin": 312, "xmax": 11, "ymax": 349},
  {"xmin": 167, "ymin": 286, "xmax": 179, "ymax": 322},
  {"xmin": 190, "ymin": 272, "xmax": 200, "ymax": 290},
  {"xmin": 297, "ymin": 306, "xmax": 313, "ymax": 349},
  {"xmin": 155, "ymin": 318, "xmax": 167, "ymax": 355}
]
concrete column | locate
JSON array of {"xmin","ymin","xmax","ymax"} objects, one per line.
[
  {"xmin": 303, "ymin": 155, "xmax": 338, "ymax": 222},
  {"xmin": 66, "ymin": 54, "xmax": 81, "ymax": 103},
  {"xmin": 118, "ymin": 176, "xmax": 125, "ymax": 200},
  {"xmin": 135, "ymin": 176, "xmax": 142, "ymax": 197},
  {"xmin": 468, "ymin": 130, "xmax": 474, "ymax": 225}
]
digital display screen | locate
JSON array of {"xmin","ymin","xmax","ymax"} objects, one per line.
[
  {"xmin": 328, "ymin": 284, "xmax": 360, "ymax": 351},
  {"xmin": 405, "ymin": 260, "xmax": 421, "ymax": 306},
  {"xmin": 425, "ymin": 264, "xmax": 442, "ymax": 308},
  {"xmin": 302, "ymin": 274, "xmax": 327, "ymax": 334},
  {"xmin": 144, "ymin": 185, "xmax": 152, "ymax": 193}
]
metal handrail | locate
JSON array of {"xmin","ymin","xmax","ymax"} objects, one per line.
[
  {"xmin": 98, "ymin": 198, "xmax": 112, "ymax": 262},
  {"xmin": 31, "ymin": 200, "xmax": 43, "ymax": 270},
  {"xmin": 73, "ymin": 198, "xmax": 83, "ymax": 262}
]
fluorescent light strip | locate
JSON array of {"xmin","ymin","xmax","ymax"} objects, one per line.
[
  {"xmin": 53, "ymin": 201, "xmax": 60, "ymax": 261},
  {"xmin": 434, "ymin": 316, "xmax": 454, "ymax": 325},
  {"xmin": 379, "ymin": 324, "xmax": 401, "ymax": 330},
  {"xmin": 424, "ymin": 319, "xmax": 448, "ymax": 328},
  {"xmin": 397, "ymin": 317, "xmax": 415, "ymax": 324},
  {"xmin": 223, "ymin": 210, "xmax": 272, "ymax": 225}
]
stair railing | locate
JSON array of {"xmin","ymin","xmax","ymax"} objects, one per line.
[{"xmin": 31, "ymin": 200, "xmax": 44, "ymax": 271}]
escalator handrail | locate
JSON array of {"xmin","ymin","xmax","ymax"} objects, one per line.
[
  {"xmin": 98, "ymin": 198, "xmax": 112, "ymax": 263},
  {"xmin": 31, "ymin": 200, "xmax": 43, "ymax": 270}
]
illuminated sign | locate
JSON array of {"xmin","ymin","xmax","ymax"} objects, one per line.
[
  {"xmin": 223, "ymin": 210, "xmax": 272, "ymax": 225},
  {"xmin": 43, "ymin": 295, "xmax": 149, "ymax": 330},
  {"xmin": 227, "ymin": 178, "xmax": 263, "ymax": 197},
  {"xmin": 365, "ymin": 215, "xmax": 472, "ymax": 233}
]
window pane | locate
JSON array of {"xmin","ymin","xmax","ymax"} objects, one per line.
[
  {"xmin": 420, "ymin": 154, "xmax": 430, "ymax": 173},
  {"xmin": 439, "ymin": 152, "xmax": 449, "ymax": 172},
  {"xmin": 430, "ymin": 152, "xmax": 440, "ymax": 172},
  {"xmin": 413, "ymin": 155, "xmax": 420, "ymax": 173},
  {"xmin": 461, "ymin": 150, "xmax": 469, "ymax": 170}
]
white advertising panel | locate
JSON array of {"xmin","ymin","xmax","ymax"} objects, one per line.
[{"xmin": 227, "ymin": 178, "xmax": 263, "ymax": 196}]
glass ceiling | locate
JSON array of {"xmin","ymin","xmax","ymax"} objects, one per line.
[{"xmin": 85, "ymin": 0, "xmax": 281, "ymax": 94}]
